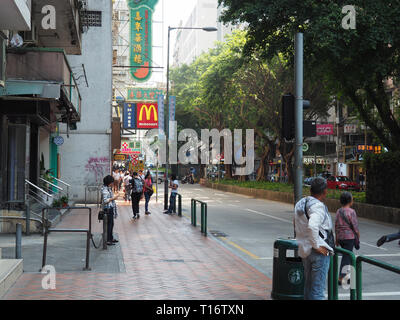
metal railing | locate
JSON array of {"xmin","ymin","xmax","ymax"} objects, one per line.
[
  {"xmin": 356, "ymin": 255, "xmax": 400, "ymax": 300},
  {"xmin": 191, "ymin": 199, "xmax": 208, "ymax": 236},
  {"xmin": 172, "ymin": 193, "xmax": 182, "ymax": 217},
  {"xmin": 25, "ymin": 179, "xmax": 53, "ymax": 203},
  {"xmin": 41, "ymin": 206, "xmax": 94, "ymax": 271},
  {"xmin": 84, "ymin": 185, "xmax": 101, "ymax": 207},
  {"xmin": 327, "ymin": 247, "xmax": 400, "ymax": 300},
  {"xmin": 50, "ymin": 176, "xmax": 70, "ymax": 199},
  {"xmin": 39, "ymin": 177, "xmax": 66, "ymax": 199},
  {"xmin": 328, "ymin": 247, "xmax": 357, "ymax": 300}
]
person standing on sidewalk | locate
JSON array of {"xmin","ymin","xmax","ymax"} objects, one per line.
[
  {"xmin": 294, "ymin": 177, "xmax": 335, "ymax": 300},
  {"xmin": 143, "ymin": 171, "xmax": 153, "ymax": 215},
  {"xmin": 130, "ymin": 172, "xmax": 143, "ymax": 219},
  {"xmin": 101, "ymin": 175, "xmax": 119, "ymax": 246},
  {"xmin": 123, "ymin": 171, "xmax": 132, "ymax": 201},
  {"xmin": 164, "ymin": 174, "xmax": 179, "ymax": 214},
  {"xmin": 335, "ymin": 192, "xmax": 360, "ymax": 284},
  {"xmin": 112, "ymin": 170, "xmax": 120, "ymax": 193}
]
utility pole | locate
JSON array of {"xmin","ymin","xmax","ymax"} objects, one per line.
[{"xmin": 294, "ymin": 33, "xmax": 304, "ymax": 204}]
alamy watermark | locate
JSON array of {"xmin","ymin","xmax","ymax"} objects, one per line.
[
  {"xmin": 41, "ymin": 265, "xmax": 56, "ymax": 290},
  {"xmin": 142, "ymin": 122, "xmax": 255, "ymax": 176},
  {"xmin": 342, "ymin": 5, "xmax": 356, "ymax": 30}
]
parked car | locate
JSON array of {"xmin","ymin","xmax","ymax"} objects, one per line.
[
  {"xmin": 327, "ymin": 176, "xmax": 361, "ymax": 191},
  {"xmin": 318, "ymin": 172, "xmax": 332, "ymax": 180}
]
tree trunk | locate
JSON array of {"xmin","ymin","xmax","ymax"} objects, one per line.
[
  {"xmin": 256, "ymin": 145, "xmax": 269, "ymax": 181},
  {"xmin": 224, "ymin": 163, "xmax": 232, "ymax": 179}
]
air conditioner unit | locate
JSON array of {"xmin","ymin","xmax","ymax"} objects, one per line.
[{"xmin": 22, "ymin": 21, "xmax": 38, "ymax": 44}]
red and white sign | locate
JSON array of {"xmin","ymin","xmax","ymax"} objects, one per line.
[
  {"xmin": 316, "ymin": 124, "xmax": 334, "ymax": 136},
  {"xmin": 344, "ymin": 124, "xmax": 357, "ymax": 134},
  {"xmin": 136, "ymin": 103, "xmax": 158, "ymax": 129}
]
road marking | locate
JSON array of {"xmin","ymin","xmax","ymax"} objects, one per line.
[
  {"xmin": 245, "ymin": 209, "xmax": 292, "ymax": 224},
  {"xmin": 361, "ymin": 253, "xmax": 400, "ymax": 257},
  {"xmin": 326, "ymin": 292, "xmax": 400, "ymax": 298},
  {"xmin": 360, "ymin": 241, "xmax": 388, "ymax": 251},
  {"xmin": 219, "ymin": 237, "xmax": 260, "ymax": 260},
  {"xmin": 257, "ymin": 257, "xmax": 274, "ymax": 260}
]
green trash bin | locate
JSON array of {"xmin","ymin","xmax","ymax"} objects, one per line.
[{"xmin": 271, "ymin": 239, "xmax": 304, "ymax": 300}]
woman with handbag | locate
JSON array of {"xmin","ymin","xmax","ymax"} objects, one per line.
[
  {"xmin": 101, "ymin": 175, "xmax": 119, "ymax": 246},
  {"xmin": 144, "ymin": 171, "xmax": 153, "ymax": 215},
  {"xmin": 335, "ymin": 191, "xmax": 360, "ymax": 283}
]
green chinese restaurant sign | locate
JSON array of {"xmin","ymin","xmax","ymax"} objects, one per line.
[
  {"xmin": 128, "ymin": 0, "xmax": 159, "ymax": 82},
  {"xmin": 127, "ymin": 87, "xmax": 163, "ymax": 101}
]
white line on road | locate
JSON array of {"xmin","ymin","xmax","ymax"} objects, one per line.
[
  {"xmin": 360, "ymin": 241, "xmax": 388, "ymax": 251},
  {"xmin": 361, "ymin": 253, "xmax": 400, "ymax": 257},
  {"xmin": 245, "ymin": 209, "xmax": 292, "ymax": 224},
  {"xmin": 326, "ymin": 292, "xmax": 400, "ymax": 298}
]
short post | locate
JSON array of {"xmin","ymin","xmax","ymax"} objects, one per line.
[
  {"xmin": 204, "ymin": 203, "xmax": 207, "ymax": 236},
  {"xmin": 328, "ymin": 255, "xmax": 334, "ymax": 300},
  {"xmin": 15, "ymin": 223, "xmax": 22, "ymax": 259},
  {"xmin": 25, "ymin": 201, "xmax": 30, "ymax": 236},
  {"xmin": 333, "ymin": 252, "xmax": 339, "ymax": 300},
  {"xmin": 102, "ymin": 214, "xmax": 108, "ymax": 250},
  {"xmin": 193, "ymin": 200, "xmax": 197, "ymax": 227},
  {"xmin": 84, "ymin": 231, "xmax": 91, "ymax": 271},
  {"xmin": 178, "ymin": 194, "xmax": 182, "ymax": 217},
  {"xmin": 201, "ymin": 203, "xmax": 205, "ymax": 234},
  {"xmin": 42, "ymin": 227, "xmax": 48, "ymax": 269},
  {"xmin": 356, "ymin": 259, "xmax": 362, "ymax": 300},
  {"xmin": 84, "ymin": 186, "xmax": 87, "ymax": 207}
]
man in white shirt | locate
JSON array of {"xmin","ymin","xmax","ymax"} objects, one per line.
[
  {"xmin": 164, "ymin": 174, "xmax": 179, "ymax": 214},
  {"xmin": 123, "ymin": 172, "xmax": 131, "ymax": 201},
  {"xmin": 294, "ymin": 177, "xmax": 334, "ymax": 300},
  {"xmin": 112, "ymin": 170, "xmax": 120, "ymax": 193}
]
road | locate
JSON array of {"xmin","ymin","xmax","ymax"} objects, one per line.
[{"xmin": 155, "ymin": 182, "xmax": 400, "ymax": 300}]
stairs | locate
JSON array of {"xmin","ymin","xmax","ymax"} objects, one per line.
[{"xmin": 0, "ymin": 259, "xmax": 23, "ymax": 298}]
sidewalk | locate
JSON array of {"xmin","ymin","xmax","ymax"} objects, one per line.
[{"xmin": 2, "ymin": 197, "xmax": 272, "ymax": 300}]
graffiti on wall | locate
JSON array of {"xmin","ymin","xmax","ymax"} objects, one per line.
[{"xmin": 85, "ymin": 157, "xmax": 109, "ymax": 185}]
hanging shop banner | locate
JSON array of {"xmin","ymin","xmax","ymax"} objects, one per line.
[
  {"xmin": 123, "ymin": 103, "xmax": 136, "ymax": 129},
  {"xmin": 128, "ymin": 0, "xmax": 159, "ymax": 82},
  {"xmin": 127, "ymin": 88, "xmax": 164, "ymax": 101},
  {"xmin": 316, "ymin": 124, "xmax": 334, "ymax": 136},
  {"xmin": 169, "ymin": 95, "xmax": 176, "ymax": 121},
  {"xmin": 136, "ymin": 102, "xmax": 159, "ymax": 129}
]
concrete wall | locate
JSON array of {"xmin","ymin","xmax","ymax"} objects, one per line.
[
  {"xmin": 201, "ymin": 180, "xmax": 400, "ymax": 226},
  {"xmin": 59, "ymin": 0, "xmax": 113, "ymax": 202}
]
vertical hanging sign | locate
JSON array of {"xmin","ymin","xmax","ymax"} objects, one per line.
[
  {"xmin": 158, "ymin": 94, "xmax": 165, "ymax": 137},
  {"xmin": 128, "ymin": 0, "xmax": 159, "ymax": 82}
]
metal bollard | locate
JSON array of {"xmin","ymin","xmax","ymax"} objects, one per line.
[
  {"xmin": 25, "ymin": 201, "xmax": 30, "ymax": 236},
  {"xmin": 102, "ymin": 214, "xmax": 108, "ymax": 250},
  {"xmin": 15, "ymin": 223, "xmax": 22, "ymax": 259}
]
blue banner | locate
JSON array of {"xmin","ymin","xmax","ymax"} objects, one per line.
[
  {"xmin": 158, "ymin": 94, "xmax": 165, "ymax": 136},
  {"xmin": 169, "ymin": 95, "xmax": 176, "ymax": 121},
  {"xmin": 123, "ymin": 103, "xmax": 136, "ymax": 129}
]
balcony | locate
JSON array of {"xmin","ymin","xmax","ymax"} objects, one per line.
[
  {"xmin": 0, "ymin": 0, "xmax": 31, "ymax": 31},
  {"xmin": 0, "ymin": 47, "xmax": 81, "ymax": 123},
  {"xmin": 32, "ymin": 0, "xmax": 83, "ymax": 55}
]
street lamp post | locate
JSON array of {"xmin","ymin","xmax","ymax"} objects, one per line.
[{"xmin": 164, "ymin": 26, "xmax": 217, "ymax": 210}]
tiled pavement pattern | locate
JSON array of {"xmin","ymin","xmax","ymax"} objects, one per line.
[{"xmin": 3, "ymin": 196, "xmax": 272, "ymax": 300}]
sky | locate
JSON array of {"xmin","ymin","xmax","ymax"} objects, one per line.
[{"xmin": 151, "ymin": 0, "xmax": 198, "ymax": 84}]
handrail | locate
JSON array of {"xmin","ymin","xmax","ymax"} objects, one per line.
[
  {"xmin": 39, "ymin": 177, "xmax": 63, "ymax": 191},
  {"xmin": 328, "ymin": 247, "xmax": 357, "ymax": 300},
  {"xmin": 191, "ymin": 199, "xmax": 208, "ymax": 236},
  {"xmin": 25, "ymin": 179, "xmax": 53, "ymax": 198},
  {"xmin": 50, "ymin": 176, "xmax": 71, "ymax": 188},
  {"xmin": 356, "ymin": 255, "xmax": 400, "ymax": 300}
]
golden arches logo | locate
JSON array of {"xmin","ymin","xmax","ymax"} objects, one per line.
[{"xmin": 138, "ymin": 104, "xmax": 158, "ymax": 121}]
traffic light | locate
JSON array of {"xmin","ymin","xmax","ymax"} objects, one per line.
[{"xmin": 281, "ymin": 94, "xmax": 313, "ymax": 140}]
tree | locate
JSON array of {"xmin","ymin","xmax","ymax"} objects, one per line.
[{"xmin": 218, "ymin": 0, "xmax": 400, "ymax": 151}]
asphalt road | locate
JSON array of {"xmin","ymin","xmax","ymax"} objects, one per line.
[{"xmin": 155, "ymin": 182, "xmax": 400, "ymax": 300}]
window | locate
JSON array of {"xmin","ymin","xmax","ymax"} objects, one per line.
[{"xmin": 81, "ymin": 11, "xmax": 102, "ymax": 27}]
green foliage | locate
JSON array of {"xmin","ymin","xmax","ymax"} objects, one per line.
[
  {"xmin": 219, "ymin": 0, "xmax": 400, "ymax": 150},
  {"xmin": 364, "ymin": 152, "xmax": 400, "ymax": 208},
  {"xmin": 215, "ymin": 179, "xmax": 366, "ymax": 202}
]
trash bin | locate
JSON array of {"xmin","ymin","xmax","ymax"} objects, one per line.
[{"xmin": 271, "ymin": 239, "xmax": 304, "ymax": 300}]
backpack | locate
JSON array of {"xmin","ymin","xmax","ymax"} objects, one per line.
[{"xmin": 131, "ymin": 178, "xmax": 143, "ymax": 193}]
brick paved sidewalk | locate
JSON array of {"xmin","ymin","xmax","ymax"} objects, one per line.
[{"xmin": 3, "ymin": 196, "xmax": 272, "ymax": 300}]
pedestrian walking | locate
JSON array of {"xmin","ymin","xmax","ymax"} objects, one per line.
[
  {"xmin": 377, "ymin": 230, "xmax": 400, "ymax": 247},
  {"xmin": 130, "ymin": 172, "xmax": 143, "ymax": 219},
  {"xmin": 112, "ymin": 170, "xmax": 120, "ymax": 193},
  {"xmin": 123, "ymin": 171, "xmax": 131, "ymax": 201},
  {"xmin": 163, "ymin": 174, "xmax": 179, "ymax": 214},
  {"xmin": 119, "ymin": 170, "xmax": 125, "ymax": 191},
  {"xmin": 143, "ymin": 171, "xmax": 154, "ymax": 215},
  {"xmin": 335, "ymin": 192, "xmax": 360, "ymax": 284},
  {"xmin": 101, "ymin": 175, "xmax": 119, "ymax": 246},
  {"xmin": 294, "ymin": 177, "xmax": 335, "ymax": 300},
  {"xmin": 359, "ymin": 173, "xmax": 365, "ymax": 191}
]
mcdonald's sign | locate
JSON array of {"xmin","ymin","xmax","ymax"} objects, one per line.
[{"xmin": 136, "ymin": 103, "xmax": 158, "ymax": 129}]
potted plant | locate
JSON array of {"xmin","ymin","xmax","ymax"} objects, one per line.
[
  {"xmin": 52, "ymin": 199, "xmax": 61, "ymax": 208},
  {"xmin": 60, "ymin": 196, "xmax": 69, "ymax": 208}
]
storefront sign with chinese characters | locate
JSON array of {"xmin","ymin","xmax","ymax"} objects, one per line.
[
  {"xmin": 316, "ymin": 124, "xmax": 334, "ymax": 136},
  {"xmin": 128, "ymin": 0, "xmax": 159, "ymax": 82},
  {"xmin": 344, "ymin": 124, "xmax": 358, "ymax": 134},
  {"xmin": 127, "ymin": 88, "xmax": 164, "ymax": 101},
  {"xmin": 357, "ymin": 145, "xmax": 382, "ymax": 154}
]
